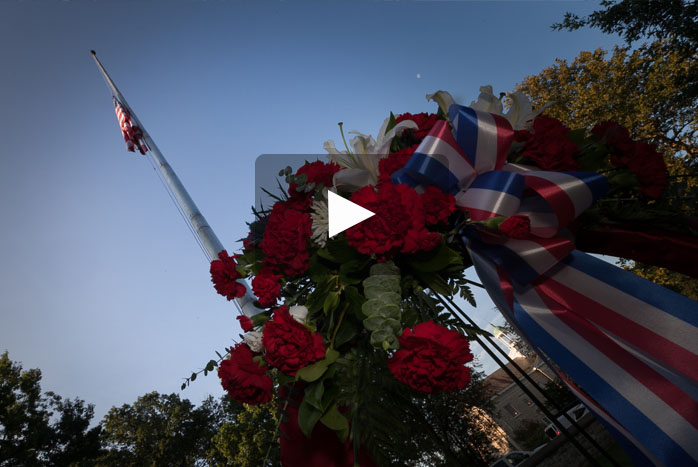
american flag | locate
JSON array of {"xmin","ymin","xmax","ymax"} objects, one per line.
[{"xmin": 113, "ymin": 97, "xmax": 148, "ymax": 155}]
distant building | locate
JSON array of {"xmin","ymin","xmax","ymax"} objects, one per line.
[{"xmin": 483, "ymin": 326, "xmax": 555, "ymax": 448}]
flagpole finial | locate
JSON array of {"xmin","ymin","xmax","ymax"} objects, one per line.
[{"xmin": 90, "ymin": 50, "xmax": 96, "ymax": 55}]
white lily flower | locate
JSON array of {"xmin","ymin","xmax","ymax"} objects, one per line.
[
  {"xmin": 505, "ymin": 91, "xmax": 555, "ymax": 131},
  {"xmin": 426, "ymin": 90, "xmax": 455, "ymax": 119},
  {"xmin": 428, "ymin": 87, "xmax": 554, "ymax": 131},
  {"xmin": 324, "ymin": 117, "xmax": 418, "ymax": 189},
  {"xmin": 243, "ymin": 331, "xmax": 264, "ymax": 353},
  {"xmin": 469, "ymin": 85, "xmax": 504, "ymax": 114},
  {"xmin": 289, "ymin": 305, "xmax": 309, "ymax": 324}
]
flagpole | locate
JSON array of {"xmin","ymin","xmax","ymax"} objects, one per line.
[{"xmin": 91, "ymin": 50, "xmax": 262, "ymax": 317}]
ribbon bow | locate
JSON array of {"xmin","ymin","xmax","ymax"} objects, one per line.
[
  {"xmin": 394, "ymin": 105, "xmax": 698, "ymax": 466},
  {"xmin": 394, "ymin": 105, "xmax": 608, "ymax": 286}
]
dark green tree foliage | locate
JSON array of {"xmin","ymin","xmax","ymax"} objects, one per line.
[
  {"xmin": 0, "ymin": 351, "xmax": 101, "ymax": 466},
  {"xmin": 0, "ymin": 351, "xmax": 54, "ymax": 464},
  {"xmin": 47, "ymin": 397, "xmax": 102, "ymax": 466},
  {"xmin": 516, "ymin": 43, "xmax": 698, "ymax": 300},
  {"xmin": 543, "ymin": 379, "xmax": 579, "ymax": 412},
  {"xmin": 98, "ymin": 392, "xmax": 219, "ymax": 466},
  {"xmin": 512, "ymin": 419, "xmax": 548, "ymax": 451},
  {"xmin": 554, "ymin": 0, "xmax": 698, "ymax": 55},
  {"xmin": 499, "ymin": 322, "xmax": 536, "ymax": 358},
  {"xmin": 206, "ymin": 397, "xmax": 279, "ymax": 467}
]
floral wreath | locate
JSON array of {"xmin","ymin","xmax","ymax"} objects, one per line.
[{"xmin": 200, "ymin": 86, "xmax": 696, "ymax": 465}]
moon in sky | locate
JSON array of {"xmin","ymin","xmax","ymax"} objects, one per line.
[{"xmin": 416, "ymin": 73, "xmax": 421, "ymax": 79}]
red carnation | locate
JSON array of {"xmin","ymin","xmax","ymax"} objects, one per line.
[
  {"xmin": 345, "ymin": 183, "xmax": 440, "ymax": 259},
  {"xmin": 591, "ymin": 121, "xmax": 633, "ymax": 147},
  {"xmin": 218, "ymin": 343, "xmax": 273, "ymax": 405},
  {"xmin": 609, "ymin": 141, "xmax": 668, "ymax": 199},
  {"xmin": 252, "ymin": 269, "xmax": 282, "ymax": 308},
  {"xmin": 388, "ymin": 321, "xmax": 473, "ymax": 393},
  {"xmin": 395, "ymin": 112, "xmax": 440, "ymax": 140},
  {"xmin": 592, "ymin": 121, "xmax": 668, "ymax": 198},
  {"xmin": 260, "ymin": 200, "xmax": 312, "ymax": 277},
  {"xmin": 262, "ymin": 305, "xmax": 326, "ymax": 376},
  {"xmin": 421, "ymin": 186, "xmax": 456, "ymax": 225},
  {"xmin": 237, "ymin": 315, "xmax": 254, "ymax": 332},
  {"xmin": 500, "ymin": 215, "xmax": 531, "ymax": 239},
  {"xmin": 289, "ymin": 161, "xmax": 341, "ymax": 197},
  {"xmin": 518, "ymin": 115, "xmax": 580, "ymax": 171},
  {"xmin": 210, "ymin": 250, "xmax": 246, "ymax": 301},
  {"xmin": 378, "ymin": 145, "xmax": 418, "ymax": 184},
  {"xmin": 513, "ymin": 129, "xmax": 532, "ymax": 143},
  {"xmin": 632, "ymin": 143, "xmax": 667, "ymax": 198}
]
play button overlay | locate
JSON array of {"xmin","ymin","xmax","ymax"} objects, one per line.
[{"xmin": 328, "ymin": 190, "xmax": 375, "ymax": 238}]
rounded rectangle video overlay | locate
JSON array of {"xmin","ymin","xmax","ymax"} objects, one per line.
[{"xmin": 250, "ymin": 153, "xmax": 451, "ymax": 265}]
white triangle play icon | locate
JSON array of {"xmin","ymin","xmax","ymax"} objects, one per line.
[{"xmin": 328, "ymin": 190, "xmax": 376, "ymax": 238}]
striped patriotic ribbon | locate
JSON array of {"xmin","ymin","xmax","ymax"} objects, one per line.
[
  {"xmin": 113, "ymin": 97, "xmax": 148, "ymax": 155},
  {"xmin": 393, "ymin": 104, "xmax": 698, "ymax": 466}
]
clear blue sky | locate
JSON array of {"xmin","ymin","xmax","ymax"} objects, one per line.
[{"xmin": 0, "ymin": 1, "xmax": 623, "ymax": 421}]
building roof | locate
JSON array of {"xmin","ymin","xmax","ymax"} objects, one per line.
[{"xmin": 483, "ymin": 356, "xmax": 538, "ymax": 395}]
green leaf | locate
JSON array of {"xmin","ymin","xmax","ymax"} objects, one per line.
[
  {"xmin": 308, "ymin": 279, "xmax": 333, "ymax": 315},
  {"xmin": 338, "ymin": 259, "xmax": 369, "ymax": 286},
  {"xmin": 326, "ymin": 238, "xmax": 363, "ymax": 264},
  {"xmin": 459, "ymin": 283, "xmax": 476, "ymax": 307},
  {"xmin": 609, "ymin": 170, "xmax": 640, "ymax": 188},
  {"xmin": 363, "ymin": 276, "xmax": 400, "ymax": 294},
  {"xmin": 416, "ymin": 271, "xmax": 451, "ymax": 295},
  {"xmin": 376, "ymin": 303, "xmax": 401, "ymax": 319},
  {"xmin": 316, "ymin": 248, "xmax": 338, "ymax": 263},
  {"xmin": 370, "ymin": 261, "xmax": 400, "ymax": 276},
  {"xmin": 276, "ymin": 372, "xmax": 295, "ymax": 386},
  {"xmin": 384, "ymin": 111, "xmax": 398, "ymax": 134},
  {"xmin": 320, "ymin": 403, "xmax": 350, "ymax": 442},
  {"xmin": 181, "ymin": 383, "xmax": 186, "ymax": 390},
  {"xmin": 370, "ymin": 329, "xmax": 392, "ymax": 348},
  {"xmin": 407, "ymin": 242, "xmax": 462, "ymax": 273},
  {"xmin": 190, "ymin": 372, "xmax": 197, "ymax": 381},
  {"xmin": 362, "ymin": 299, "xmax": 385, "ymax": 316},
  {"xmin": 565, "ymin": 128, "xmax": 587, "ymax": 146},
  {"xmin": 325, "ymin": 348, "xmax": 340, "ymax": 363},
  {"xmin": 363, "ymin": 285, "xmax": 385, "ymax": 301},
  {"xmin": 298, "ymin": 399, "xmax": 323, "ymax": 438},
  {"xmin": 296, "ymin": 360, "xmax": 330, "ymax": 382},
  {"xmin": 333, "ymin": 318, "xmax": 358, "ymax": 348},
  {"xmin": 295, "ymin": 349, "xmax": 339, "ymax": 382},
  {"xmin": 323, "ymin": 291, "xmax": 340, "ymax": 314},
  {"xmin": 251, "ymin": 313, "xmax": 269, "ymax": 327},
  {"xmin": 363, "ymin": 316, "xmax": 402, "ymax": 334},
  {"xmin": 308, "ymin": 256, "xmax": 332, "ymax": 283},
  {"xmin": 304, "ymin": 380, "xmax": 325, "ymax": 411},
  {"xmin": 344, "ymin": 286, "xmax": 367, "ymax": 320},
  {"xmin": 320, "ymin": 385, "xmax": 339, "ymax": 412},
  {"xmin": 362, "ymin": 316, "xmax": 386, "ymax": 331},
  {"xmin": 374, "ymin": 291, "xmax": 401, "ymax": 304}
]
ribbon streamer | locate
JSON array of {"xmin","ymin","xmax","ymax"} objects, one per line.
[{"xmin": 394, "ymin": 104, "xmax": 698, "ymax": 466}]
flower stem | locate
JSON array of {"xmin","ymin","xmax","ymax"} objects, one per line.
[
  {"xmin": 338, "ymin": 122, "xmax": 352, "ymax": 155},
  {"xmin": 330, "ymin": 302, "xmax": 350, "ymax": 349}
]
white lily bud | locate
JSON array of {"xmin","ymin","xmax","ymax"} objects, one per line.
[
  {"xmin": 289, "ymin": 305, "xmax": 309, "ymax": 324},
  {"xmin": 243, "ymin": 331, "xmax": 264, "ymax": 353}
]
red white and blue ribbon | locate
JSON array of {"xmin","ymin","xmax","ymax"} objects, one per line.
[{"xmin": 393, "ymin": 104, "xmax": 698, "ymax": 466}]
